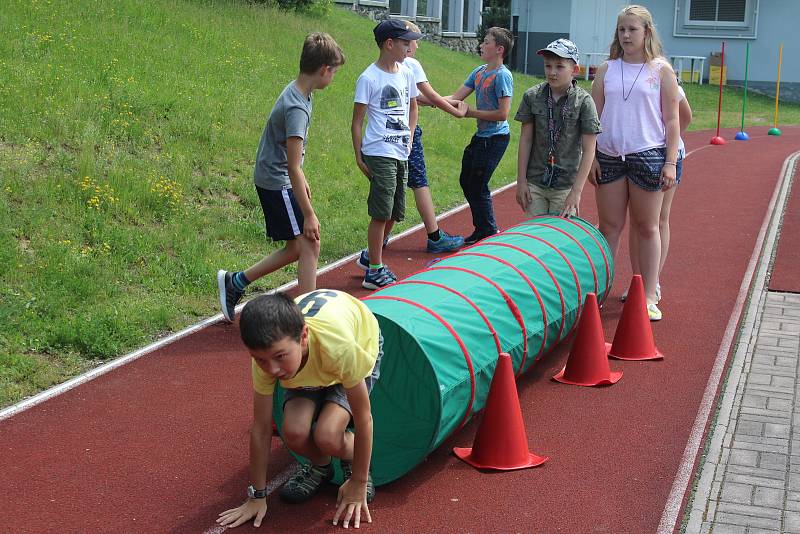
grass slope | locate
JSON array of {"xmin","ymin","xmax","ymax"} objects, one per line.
[{"xmin": 1, "ymin": 0, "xmax": 798, "ymax": 406}]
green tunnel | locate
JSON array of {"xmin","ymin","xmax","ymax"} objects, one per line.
[{"xmin": 274, "ymin": 215, "xmax": 613, "ymax": 485}]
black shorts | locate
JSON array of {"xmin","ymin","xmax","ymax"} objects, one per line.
[
  {"xmin": 596, "ymin": 147, "xmax": 666, "ymax": 192},
  {"xmin": 256, "ymin": 185, "xmax": 303, "ymax": 241}
]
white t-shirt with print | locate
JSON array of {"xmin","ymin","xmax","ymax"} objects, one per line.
[
  {"xmin": 354, "ymin": 62, "xmax": 419, "ymax": 161},
  {"xmin": 404, "ymin": 57, "xmax": 428, "ymax": 85}
]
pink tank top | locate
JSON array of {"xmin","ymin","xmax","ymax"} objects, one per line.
[{"xmin": 597, "ymin": 58, "xmax": 667, "ymax": 158}]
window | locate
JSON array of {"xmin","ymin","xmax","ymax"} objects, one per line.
[
  {"xmin": 689, "ymin": 0, "xmax": 746, "ymax": 24},
  {"xmin": 390, "ymin": 0, "xmax": 401, "ymax": 13},
  {"xmin": 674, "ymin": 0, "xmax": 758, "ymax": 38}
]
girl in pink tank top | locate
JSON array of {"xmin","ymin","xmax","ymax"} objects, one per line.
[{"xmin": 589, "ymin": 4, "xmax": 680, "ymax": 321}]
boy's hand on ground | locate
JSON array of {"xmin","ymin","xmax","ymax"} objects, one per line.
[
  {"xmin": 333, "ymin": 478, "xmax": 371, "ymax": 529},
  {"xmin": 560, "ymin": 190, "xmax": 580, "ymax": 218},
  {"xmin": 303, "ymin": 214, "xmax": 320, "ymax": 241},
  {"xmin": 515, "ymin": 182, "xmax": 531, "ymax": 212},
  {"xmin": 217, "ymin": 498, "xmax": 267, "ymax": 528}
]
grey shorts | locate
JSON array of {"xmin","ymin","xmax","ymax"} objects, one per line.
[
  {"xmin": 284, "ymin": 333, "xmax": 383, "ymax": 418},
  {"xmin": 362, "ymin": 154, "xmax": 406, "ymax": 222}
]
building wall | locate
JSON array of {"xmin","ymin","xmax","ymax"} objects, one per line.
[
  {"xmin": 644, "ymin": 2, "xmax": 798, "ymax": 86},
  {"xmin": 510, "ymin": 0, "xmax": 572, "ymax": 75},
  {"xmin": 514, "ymin": 0, "xmax": 797, "ymax": 90}
]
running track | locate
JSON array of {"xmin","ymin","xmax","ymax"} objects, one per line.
[{"xmin": 1, "ymin": 126, "xmax": 798, "ymax": 533}]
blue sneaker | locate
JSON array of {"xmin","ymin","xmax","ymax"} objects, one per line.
[
  {"xmin": 355, "ymin": 249, "xmax": 370, "ymax": 271},
  {"xmin": 362, "ymin": 266, "xmax": 397, "ymax": 290},
  {"xmin": 426, "ymin": 230, "xmax": 465, "ymax": 254}
]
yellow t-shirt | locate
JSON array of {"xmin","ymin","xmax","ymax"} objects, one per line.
[{"xmin": 251, "ymin": 290, "xmax": 380, "ymax": 395}]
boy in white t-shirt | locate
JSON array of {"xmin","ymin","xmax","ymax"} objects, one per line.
[{"xmin": 352, "ymin": 20, "xmax": 420, "ymax": 289}]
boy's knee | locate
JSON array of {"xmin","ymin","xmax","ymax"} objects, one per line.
[
  {"xmin": 298, "ymin": 235, "xmax": 320, "ymax": 257},
  {"xmin": 282, "ymin": 422, "xmax": 312, "ymax": 448},
  {"xmin": 313, "ymin": 425, "xmax": 345, "ymax": 456}
]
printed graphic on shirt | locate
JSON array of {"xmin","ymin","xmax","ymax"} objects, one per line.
[{"xmin": 355, "ymin": 63, "xmax": 418, "ymax": 160}]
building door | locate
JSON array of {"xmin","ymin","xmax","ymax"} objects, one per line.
[{"xmin": 569, "ymin": 0, "xmax": 625, "ymax": 59}]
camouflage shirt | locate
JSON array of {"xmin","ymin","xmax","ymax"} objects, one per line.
[{"xmin": 514, "ymin": 80, "xmax": 601, "ymax": 190}]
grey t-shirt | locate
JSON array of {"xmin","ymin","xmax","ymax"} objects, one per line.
[{"xmin": 253, "ymin": 82, "xmax": 312, "ymax": 190}]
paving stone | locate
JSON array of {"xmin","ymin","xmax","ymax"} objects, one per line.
[
  {"xmin": 709, "ymin": 524, "xmax": 747, "ymax": 534},
  {"xmin": 759, "ymin": 452, "xmax": 789, "ymax": 471},
  {"xmin": 753, "ymin": 486, "xmax": 784, "ymax": 508},
  {"xmin": 745, "ymin": 384, "xmax": 795, "ymax": 398},
  {"xmin": 772, "ymin": 375, "xmax": 796, "ymax": 388},
  {"xmin": 766, "ymin": 397, "xmax": 792, "ymax": 411},
  {"xmin": 713, "ymin": 511, "xmax": 781, "ymax": 529},
  {"xmin": 785, "ymin": 511, "xmax": 800, "ymax": 532},
  {"xmin": 720, "ymin": 482, "xmax": 753, "ymax": 504},
  {"xmin": 736, "ymin": 420, "xmax": 765, "ymax": 437},
  {"xmin": 727, "ymin": 464, "xmax": 787, "ymax": 482},
  {"xmin": 743, "ymin": 394, "xmax": 769, "ymax": 409},
  {"xmin": 729, "ymin": 448, "xmax": 759, "ymax": 467},
  {"xmin": 732, "ymin": 437, "xmax": 788, "ymax": 454},
  {"xmin": 748, "ymin": 373, "xmax": 774, "ymax": 386},
  {"xmin": 740, "ymin": 412, "xmax": 792, "ymax": 425},
  {"xmin": 764, "ymin": 423, "xmax": 791, "ymax": 439}
]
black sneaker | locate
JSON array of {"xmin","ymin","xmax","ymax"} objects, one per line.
[
  {"xmin": 217, "ymin": 270, "xmax": 245, "ymax": 322},
  {"xmin": 279, "ymin": 462, "xmax": 334, "ymax": 504},
  {"xmin": 340, "ymin": 460, "xmax": 375, "ymax": 503},
  {"xmin": 464, "ymin": 229, "xmax": 498, "ymax": 246}
]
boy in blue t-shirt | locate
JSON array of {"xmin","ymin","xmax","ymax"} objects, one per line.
[{"xmin": 448, "ymin": 27, "xmax": 514, "ymax": 245}]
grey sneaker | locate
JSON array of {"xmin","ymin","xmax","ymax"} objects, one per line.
[
  {"xmin": 279, "ymin": 462, "xmax": 334, "ymax": 504},
  {"xmin": 362, "ymin": 266, "xmax": 397, "ymax": 290},
  {"xmin": 340, "ymin": 460, "xmax": 375, "ymax": 503},
  {"xmin": 217, "ymin": 270, "xmax": 244, "ymax": 322}
]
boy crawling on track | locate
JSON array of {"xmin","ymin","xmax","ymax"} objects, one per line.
[{"xmin": 217, "ymin": 290, "xmax": 382, "ymax": 529}]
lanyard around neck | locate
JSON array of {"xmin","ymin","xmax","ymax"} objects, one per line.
[{"xmin": 546, "ymin": 85, "xmax": 570, "ymax": 165}]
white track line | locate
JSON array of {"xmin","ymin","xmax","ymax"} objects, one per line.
[
  {"xmin": 1, "ymin": 182, "xmax": 515, "ymax": 422},
  {"xmin": 657, "ymin": 150, "xmax": 800, "ymax": 534}
]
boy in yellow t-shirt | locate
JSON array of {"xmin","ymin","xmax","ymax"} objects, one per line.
[{"xmin": 217, "ymin": 290, "xmax": 381, "ymax": 530}]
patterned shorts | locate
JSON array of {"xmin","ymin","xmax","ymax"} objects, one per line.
[
  {"xmin": 596, "ymin": 147, "xmax": 666, "ymax": 192},
  {"xmin": 407, "ymin": 125, "xmax": 428, "ymax": 188}
]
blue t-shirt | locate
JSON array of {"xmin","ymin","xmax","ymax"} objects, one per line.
[{"xmin": 465, "ymin": 64, "xmax": 514, "ymax": 137}]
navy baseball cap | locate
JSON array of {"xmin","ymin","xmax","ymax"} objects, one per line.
[
  {"xmin": 537, "ymin": 38, "xmax": 580, "ymax": 64},
  {"xmin": 374, "ymin": 20, "xmax": 423, "ymax": 44}
]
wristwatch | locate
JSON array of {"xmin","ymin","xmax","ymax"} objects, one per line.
[{"xmin": 247, "ymin": 485, "xmax": 267, "ymax": 499}]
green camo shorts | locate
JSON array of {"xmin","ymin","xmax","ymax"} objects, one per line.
[{"xmin": 363, "ymin": 154, "xmax": 406, "ymax": 222}]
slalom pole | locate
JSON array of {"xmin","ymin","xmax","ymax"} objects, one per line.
[
  {"xmin": 735, "ymin": 41, "xmax": 750, "ymax": 141},
  {"xmin": 710, "ymin": 41, "xmax": 726, "ymax": 145},
  {"xmin": 768, "ymin": 43, "xmax": 783, "ymax": 136}
]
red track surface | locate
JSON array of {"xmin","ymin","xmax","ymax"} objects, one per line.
[
  {"xmin": 769, "ymin": 149, "xmax": 800, "ymax": 292},
  {"xmin": 2, "ymin": 127, "xmax": 798, "ymax": 533}
]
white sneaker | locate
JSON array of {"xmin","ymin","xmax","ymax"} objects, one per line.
[{"xmin": 647, "ymin": 303, "xmax": 662, "ymax": 321}]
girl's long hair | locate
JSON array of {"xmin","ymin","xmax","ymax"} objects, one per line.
[{"xmin": 609, "ymin": 4, "xmax": 664, "ymax": 62}]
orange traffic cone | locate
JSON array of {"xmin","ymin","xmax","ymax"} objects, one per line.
[
  {"xmin": 608, "ymin": 275, "xmax": 663, "ymax": 360},
  {"xmin": 453, "ymin": 353, "xmax": 548, "ymax": 470},
  {"xmin": 554, "ymin": 293, "xmax": 622, "ymax": 386}
]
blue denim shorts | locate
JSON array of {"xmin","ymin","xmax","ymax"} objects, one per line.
[
  {"xmin": 284, "ymin": 333, "xmax": 383, "ymax": 418},
  {"xmin": 407, "ymin": 125, "xmax": 428, "ymax": 189},
  {"xmin": 596, "ymin": 147, "xmax": 666, "ymax": 192},
  {"xmin": 675, "ymin": 157, "xmax": 683, "ymax": 185}
]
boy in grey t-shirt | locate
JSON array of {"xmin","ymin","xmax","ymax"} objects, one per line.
[{"xmin": 216, "ymin": 33, "xmax": 345, "ymax": 323}]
